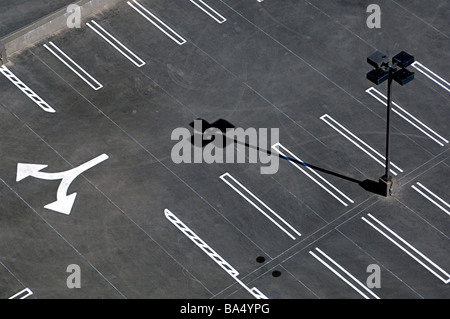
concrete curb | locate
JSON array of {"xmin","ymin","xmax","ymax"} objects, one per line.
[{"xmin": 0, "ymin": 0, "xmax": 123, "ymax": 61}]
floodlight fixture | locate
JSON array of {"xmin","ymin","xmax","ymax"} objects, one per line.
[
  {"xmin": 367, "ymin": 50, "xmax": 389, "ymax": 69},
  {"xmin": 367, "ymin": 68, "xmax": 389, "ymax": 85},
  {"xmin": 392, "ymin": 51, "xmax": 415, "ymax": 68},
  {"xmin": 393, "ymin": 68, "xmax": 415, "ymax": 86}
]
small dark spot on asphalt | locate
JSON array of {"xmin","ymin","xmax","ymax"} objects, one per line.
[{"xmin": 272, "ymin": 271, "xmax": 281, "ymax": 277}]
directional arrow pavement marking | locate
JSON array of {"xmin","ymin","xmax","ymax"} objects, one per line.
[{"xmin": 16, "ymin": 154, "xmax": 109, "ymax": 215}]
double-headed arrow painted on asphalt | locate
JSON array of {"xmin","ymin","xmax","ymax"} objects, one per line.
[{"xmin": 16, "ymin": 154, "xmax": 109, "ymax": 215}]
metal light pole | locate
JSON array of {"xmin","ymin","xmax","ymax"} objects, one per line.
[
  {"xmin": 384, "ymin": 66, "xmax": 393, "ymax": 179},
  {"xmin": 367, "ymin": 50, "xmax": 415, "ymax": 197}
]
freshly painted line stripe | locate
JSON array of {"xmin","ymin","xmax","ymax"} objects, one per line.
[
  {"xmin": 312, "ymin": 248, "xmax": 380, "ymax": 299},
  {"xmin": 9, "ymin": 288, "xmax": 33, "ymax": 299},
  {"xmin": 416, "ymin": 183, "xmax": 450, "ymax": 208},
  {"xmin": 43, "ymin": 42, "xmax": 103, "ymax": 91},
  {"xmin": 412, "ymin": 61, "xmax": 450, "ymax": 93},
  {"xmin": 309, "ymin": 250, "xmax": 371, "ymax": 299},
  {"xmin": 366, "ymin": 87, "xmax": 448, "ymax": 146},
  {"xmin": 127, "ymin": 0, "xmax": 186, "ymax": 45},
  {"xmin": 320, "ymin": 114, "xmax": 402, "ymax": 176},
  {"xmin": 190, "ymin": 0, "xmax": 227, "ymax": 24},
  {"xmin": 86, "ymin": 20, "xmax": 145, "ymax": 68},
  {"xmin": 0, "ymin": 65, "xmax": 56, "ymax": 113},
  {"xmin": 165, "ymin": 209, "xmax": 238, "ymax": 277},
  {"xmin": 164, "ymin": 209, "xmax": 268, "ymax": 299},
  {"xmin": 412, "ymin": 183, "xmax": 450, "ymax": 216},
  {"xmin": 362, "ymin": 214, "xmax": 450, "ymax": 284},
  {"xmin": 272, "ymin": 142, "xmax": 354, "ymax": 206},
  {"xmin": 220, "ymin": 172, "xmax": 301, "ymax": 240}
]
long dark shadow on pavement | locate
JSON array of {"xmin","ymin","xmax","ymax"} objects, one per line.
[
  {"xmin": 237, "ymin": 140, "xmax": 382, "ymax": 196},
  {"xmin": 188, "ymin": 118, "xmax": 382, "ymax": 196}
]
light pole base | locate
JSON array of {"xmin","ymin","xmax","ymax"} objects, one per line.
[{"xmin": 379, "ymin": 176, "xmax": 393, "ymax": 197}]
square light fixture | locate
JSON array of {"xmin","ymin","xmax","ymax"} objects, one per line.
[
  {"xmin": 393, "ymin": 68, "xmax": 415, "ymax": 86},
  {"xmin": 367, "ymin": 68, "xmax": 389, "ymax": 85},
  {"xmin": 367, "ymin": 51, "xmax": 388, "ymax": 68},
  {"xmin": 392, "ymin": 51, "xmax": 415, "ymax": 68}
]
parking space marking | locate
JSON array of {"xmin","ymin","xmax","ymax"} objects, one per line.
[
  {"xmin": 127, "ymin": 0, "xmax": 187, "ymax": 45},
  {"xmin": 362, "ymin": 213, "xmax": 450, "ymax": 284},
  {"xmin": 164, "ymin": 209, "xmax": 268, "ymax": 299},
  {"xmin": 220, "ymin": 172, "xmax": 301, "ymax": 240},
  {"xmin": 190, "ymin": 0, "xmax": 227, "ymax": 24},
  {"xmin": 320, "ymin": 114, "xmax": 403, "ymax": 176},
  {"xmin": 43, "ymin": 42, "xmax": 103, "ymax": 91},
  {"xmin": 309, "ymin": 247, "xmax": 380, "ymax": 299},
  {"xmin": 366, "ymin": 87, "xmax": 448, "ymax": 146},
  {"xmin": 0, "ymin": 65, "xmax": 56, "ymax": 113},
  {"xmin": 271, "ymin": 142, "xmax": 354, "ymax": 207},
  {"xmin": 8, "ymin": 288, "xmax": 33, "ymax": 299},
  {"xmin": 412, "ymin": 61, "xmax": 450, "ymax": 93},
  {"xmin": 412, "ymin": 182, "xmax": 450, "ymax": 216},
  {"xmin": 86, "ymin": 20, "xmax": 146, "ymax": 68}
]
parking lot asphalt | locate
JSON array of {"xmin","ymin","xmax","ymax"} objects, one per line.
[{"xmin": 0, "ymin": 0, "xmax": 449, "ymax": 299}]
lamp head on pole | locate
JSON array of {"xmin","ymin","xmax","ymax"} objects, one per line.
[
  {"xmin": 392, "ymin": 51, "xmax": 415, "ymax": 68},
  {"xmin": 366, "ymin": 50, "xmax": 415, "ymax": 86},
  {"xmin": 367, "ymin": 51, "xmax": 389, "ymax": 69}
]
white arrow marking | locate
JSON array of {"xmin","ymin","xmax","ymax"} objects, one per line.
[{"xmin": 16, "ymin": 154, "xmax": 109, "ymax": 215}]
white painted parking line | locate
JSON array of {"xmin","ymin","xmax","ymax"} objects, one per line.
[
  {"xmin": 0, "ymin": 65, "xmax": 56, "ymax": 113},
  {"xmin": 9, "ymin": 288, "xmax": 33, "ymax": 299},
  {"xmin": 16, "ymin": 154, "xmax": 109, "ymax": 215},
  {"xmin": 127, "ymin": 0, "xmax": 187, "ymax": 46},
  {"xmin": 220, "ymin": 172, "xmax": 301, "ymax": 240},
  {"xmin": 309, "ymin": 248, "xmax": 380, "ymax": 299},
  {"xmin": 190, "ymin": 0, "xmax": 227, "ymax": 24},
  {"xmin": 164, "ymin": 209, "xmax": 268, "ymax": 299},
  {"xmin": 412, "ymin": 182, "xmax": 450, "ymax": 216},
  {"xmin": 366, "ymin": 87, "xmax": 448, "ymax": 146},
  {"xmin": 86, "ymin": 20, "xmax": 146, "ymax": 68},
  {"xmin": 43, "ymin": 42, "xmax": 103, "ymax": 91},
  {"xmin": 320, "ymin": 114, "xmax": 403, "ymax": 176},
  {"xmin": 412, "ymin": 61, "xmax": 450, "ymax": 93},
  {"xmin": 271, "ymin": 142, "xmax": 354, "ymax": 207},
  {"xmin": 362, "ymin": 213, "xmax": 450, "ymax": 284}
]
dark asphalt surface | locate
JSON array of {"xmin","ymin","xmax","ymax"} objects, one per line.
[{"xmin": 0, "ymin": 0, "xmax": 449, "ymax": 299}]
